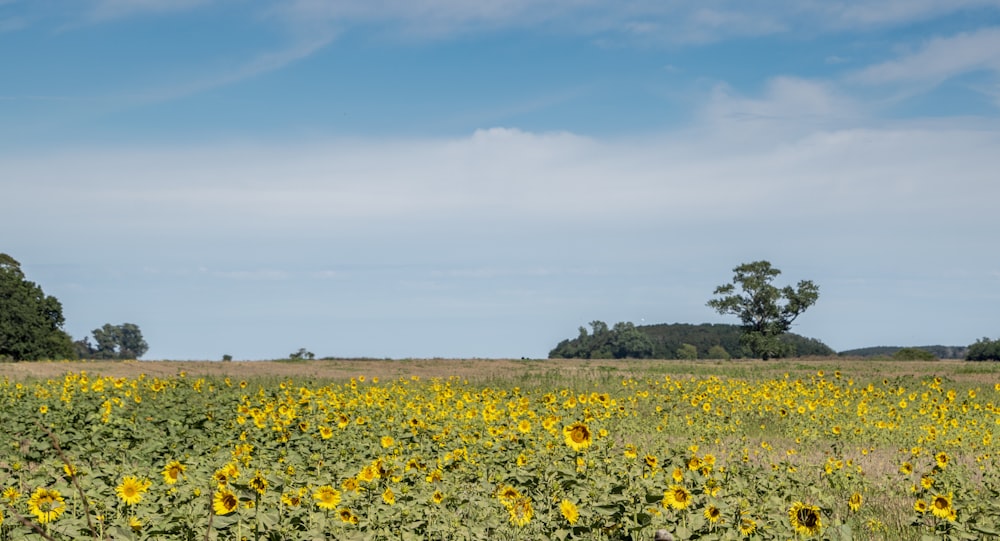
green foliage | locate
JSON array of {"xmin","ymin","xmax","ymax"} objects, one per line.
[
  {"xmin": 676, "ymin": 343, "xmax": 698, "ymax": 360},
  {"xmin": 893, "ymin": 347, "xmax": 938, "ymax": 361},
  {"xmin": 0, "ymin": 253, "xmax": 75, "ymax": 360},
  {"xmin": 77, "ymin": 323, "xmax": 149, "ymax": 359},
  {"xmin": 290, "ymin": 348, "xmax": 315, "ymax": 360},
  {"xmin": 966, "ymin": 337, "xmax": 1000, "ymax": 362},
  {"xmin": 549, "ymin": 321, "xmax": 654, "ymax": 359},
  {"xmin": 638, "ymin": 322, "xmax": 833, "ymax": 359},
  {"xmin": 707, "ymin": 260, "xmax": 820, "ymax": 360},
  {"xmin": 840, "ymin": 345, "xmax": 968, "ymax": 359},
  {"xmin": 706, "ymin": 344, "xmax": 731, "ymax": 360}
]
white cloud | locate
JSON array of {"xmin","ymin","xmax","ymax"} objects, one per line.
[
  {"xmin": 851, "ymin": 26, "xmax": 1000, "ymax": 85},
  {"xmin": 3, "ymin": 102, "xmax": 997, "ymax": 241},
  {"xmin": 699, "ymin": 77, "xmax": 863, "ymax": 140}
]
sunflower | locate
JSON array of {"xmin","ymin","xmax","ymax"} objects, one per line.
[
  {"xmin": 162, "ymin": 461, "xmax": 186, "ymax": 485},
  {"xmin": 338, "ymin": 508, "xmax": 359, "ymax": 524},
  {"xmin": 517, "ymin": 420, "xmax": 532, "ymax": 434},
  {"xmin": 662, "ymin": 485, "xmax": 692, "ymax": 510},
  {"xmin": 900, "ymin": 462, "xmax": 914, "ymax": 475},
  {"xmin": 431, "ymin": 490, "xmax": 444, "ymax": 504},
  {"xmin": 313, "ymin": 485, "xmax": 342, "ymax": 510},
  {"xmin": 560, "ymin": 499, "xmax": 579, "ymax": 524},
  {"xmin": 930, "ymin": 493, "xmax": 953, "ymax": 519},
  {"xmin": 281, "ymin": 492, "xmax": 302, "ymax": 507},
  {"xmin": 624, "ymin": 444, "xmax": 638, "ymax": 459},
  {"xmin": 508, "ymin": 496, "xmax": 533, "ymax": 527},
  {"xmin": 789, "ymin": 502, "xmax": 822, "ymax": 536},
  {"xmin": 382, "ymin": 487, "xmax": 396, "ymax": 505},
  {"xmin": 341, "ymin": 477, "xmax": 361, "ymax": 492},
  {"xmin": 704, "ymin": 505, "xmax": 722, "ymax": 524},
  {"xmin": 644, "ymin": 454, "xmax": 658, "ymax": 469},
  {"xmin": 2, "ymin": 487, "xmax": 21, "ymax": 503},
  {"xmin": 563, "ymin": 422, "xmax": 593, "ymax": 451},
  {"xmin": 848, "ymin": 492, "xmax": 863, "ymax": 512},
  {"xmin": 213, "ymin": 488, "xmax": 238, "ymax": 515},
  {"xmin": 28, "ymin": 487, "xmax": 66, "ymax": 524},
  {"xmin": 249, "ymin": 471, "xmax": 268, "ymax": 495},
  {"xmin": 115, "ymin": 476, "xmax": 150, "ymax": 506},
  {"xmin": 671, "ymin": 467, "xmax": 684, "ymax": 483},
  {"xmin": 935, "ymin": 452, "xmax": 949, "ymax": 469},
  {"xmin": 688, "ymin": 456, "xmax": 702, "ymax": 471},
  {"xmin": 318, "ymin": 426, "xmax": 334, "ymax": 439},
  {"xmin": 381, "ymin": 436, "xmax": 395, "ymax": 448},
  {"xmin": 358, "ymin": 465, "xmax": 377, "ymax": 483},
  {"xmin": 496, "ymin": 486, "xmax": 521, "ymax": 511},
  {"xmin": 914, "ymin": 499, "xmax": 928, "ymax": 513},
  {"xmin": 920, "ymin": 476, "xmax": 934, "ymax": 490},
  {"xmin": 738, "ymin": 517, "xmax": 757, "ymax": 536}
]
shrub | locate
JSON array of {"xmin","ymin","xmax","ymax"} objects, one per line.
[
  {"xmin": 893, "ymin": 347, "xmax": 937, "ymax": 361},
  {"xmin": 706, "ymin": 345, "xmax": 731, "ymax": 360},
  {"xmin": 676, "ymin": 343, "xmax": 698, "ymax": 360},
  {"xmin": 966, "ymin": 337, "xmax": 1000, "ymax": 361}
]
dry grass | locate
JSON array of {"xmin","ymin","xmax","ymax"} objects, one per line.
[{"xmin": 2, "ymin": 357, "xmax": 998, "ymax": 385}]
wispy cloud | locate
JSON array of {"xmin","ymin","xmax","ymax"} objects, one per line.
[
  {"xmin": 821, "ymin": 0, "xmax": 1000, "ymax": 27},
  {"xmin": 851, "ymin": 26, "xmax": 1000, "ymax": 85},
  {"xmin": 0, "ymin": 15, "xmax": 25, "ymax": 32},
  {"xmin": 132, "ymin": 34, "xmax": 335, "ymax": 104},
  {"xmin": 83, "ymin": 0, "xmax": 214, "ymax": 22},
  {"xmin": 699, "ymin": 77, "xmax": 863, "ymax": 138},
  {"xmin": 271, "ymin": 0, "xmax": 1000, "ymax": 44}
]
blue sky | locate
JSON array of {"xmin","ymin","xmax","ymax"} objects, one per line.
[{"xmin": 2, "ymin": 1, "xmax": 999, "ymax": 360}]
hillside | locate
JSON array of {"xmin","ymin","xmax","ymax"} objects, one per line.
[
  {"xmin": 549, "ymin": 321, "xmax": 834, "ymax": 359},
  {"xmin": 838, "ymin": 345, "xmax": 968, "ymax": 359},
  {"xmin": 638, "ymin": 323, "xmax": 835, "ymax": 359}
]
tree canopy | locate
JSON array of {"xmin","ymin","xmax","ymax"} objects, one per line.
[
  {"xmin": 549, "ymin": 321, "xmax": 833, "ymax": 360},
  {"xmin": 707, "ymin": 260, "xmax": 820, "ymax": 360},
  {"xmin": 549, "ymin": 321, "xmax": 654, "ymax": 359},
  {"xmin": 0, "ymin": 254, "xmax": 75, "ymax": 361},
  {"xmin": 967, "ymin": 337, "xmax": 1000, "ymax": 362},
  {"xmin": 75, "ymin": 323, "xmax": 149, "ymax": 360}
]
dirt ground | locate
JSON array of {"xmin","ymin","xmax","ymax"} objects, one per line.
[{"xmin": 2, "ymin": 357, "xmax": 998, "ymax": 386}]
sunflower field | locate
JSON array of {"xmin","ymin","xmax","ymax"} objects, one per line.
[{"xmin": 2, "ymin": 363, "xmax": 1000, "ymax": 540}]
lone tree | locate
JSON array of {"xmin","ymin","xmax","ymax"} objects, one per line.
[
  {"xmin": 707, "ymin": 260, "xmax": 819, "ymax": 360},
  {"xmin": 77, "ymin": 323, "xmax": 149, "ymax": 359},
  {"xmin": 0, "ymin": 253, "xmax": 75, "ymax": 361}
]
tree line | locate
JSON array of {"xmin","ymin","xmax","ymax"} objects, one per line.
[
  {"xmin": 1, "ymin": 253, "xmax": 147, "ymax": 361},
  {"xmin": 550, "ymin": 260, "xmax": 1000, "ymax": 361},
  {"xmin": 548, "ymin": 321, "xmax": 834, "ymax": 360}
]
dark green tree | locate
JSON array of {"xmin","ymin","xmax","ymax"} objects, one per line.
[
  {"xmin": 967, "ymin": 337, "xmax": 1000, "ymax": 362},
  {"xmin": 289, "ymin": 348, "xmax": 315, "ymax": 360},
  {"xmin": 707, "ymin": 260, "xmax": 820, "ymax": 360},
  {"xmin": 549, "ymin": 320, "xmax": 653, "ymax": 359},
  {"xmin": 676, "ymin": 343, "xmax": 698, "ymax": 360},
  {"xmin": 0, "ymin": 254, "xmax": 75, "ymax": 361},
  {"xmin": 610, "ymin": 322, "xmax": 654, "ymax": 359},
  {"xmin": 893, "ymin": 347, "xmax": 937, "ymax": 361},
  {"xmin": 88, "ymin": 323, "xmax": 148, "ymax": 359}
]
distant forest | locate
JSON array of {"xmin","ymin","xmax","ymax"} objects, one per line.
[
  {"xmin": 549, "ymin": 322, "xmax": 835, "ymax": 360},
  {"xmin": 837, "ymin": 345, "xmax": 968, "ymax": 359}
]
